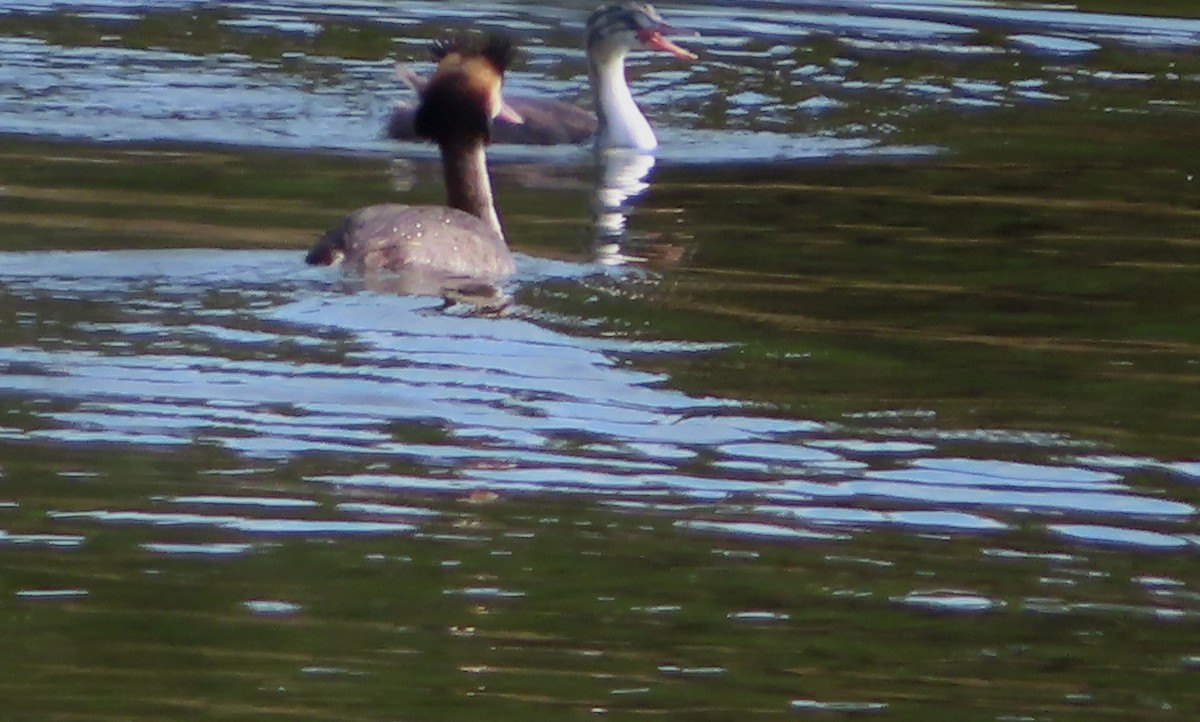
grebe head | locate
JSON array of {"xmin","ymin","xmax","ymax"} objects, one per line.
[
  {"xmin": 414, "ymin": 34, "xmax": 519, "ymax": 146},
  {"xmin": 585, "ymin": 3, "xmax": 696, "ymax": 151},
  {"xmin": 586, "ymin": 2, "xmax": 696, "ymax": 62}
]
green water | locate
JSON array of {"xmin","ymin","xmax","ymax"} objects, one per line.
[
  {"xmin": 7, "ymin": 94, "xmax": 1196, "ymax": 453},
  {"xmin": 2, "ymin": 110, "xmax": 1199, "ymax": 719},
  {"xmin": 3, "ymin": 1, "xmax": 1200, "ymax": 720},
  {"xmin": 3, "ymin": 446, "xmax": 1200, "ymax": 721}
]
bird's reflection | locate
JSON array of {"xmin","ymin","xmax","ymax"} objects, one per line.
[{"xmin": 590, "ymin": 149, "xmax": 687, "ymax": 268}]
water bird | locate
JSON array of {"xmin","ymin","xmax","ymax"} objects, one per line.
[
  {"xmin": 386, "ymin": 2, "xmax": 696, "ymax": 150},
  {"xmin": 306, "ymin": 34, "xmax": 518, "ymax": 282}
]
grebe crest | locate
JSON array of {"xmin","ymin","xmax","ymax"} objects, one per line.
[{"xmin": 416, "ymin": 35, "xmax": 518, "ymax": 145}]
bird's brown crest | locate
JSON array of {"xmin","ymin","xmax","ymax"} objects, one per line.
[
  {"xmin": 416, "ymin": 33, "xmax": 516, "ymax": 145},
  {"xmin": 430, "ymin": 33, "xmax": 516, "ymax": 74}
]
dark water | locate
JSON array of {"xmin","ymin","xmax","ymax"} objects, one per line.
[{"xmin": 2, "ymin": 1, "xmax": 1200, "ymax": 720}]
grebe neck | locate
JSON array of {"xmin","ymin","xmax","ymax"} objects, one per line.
[
  {"xmin": 590, "ymin": 49, "xmax": 657, "ymax": 152},
  {"xmin": 440, "ymin": 140, "xmax": 503, "ymax": 239}
]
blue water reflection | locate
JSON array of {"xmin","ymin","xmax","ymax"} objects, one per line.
[
  {"xmin": 4, "ymin": 0, "xmax": 1196, "ymax": 160},
  {"xmin": 0, "ymin": 249, "xmax": 1195, "ymax": 553}
]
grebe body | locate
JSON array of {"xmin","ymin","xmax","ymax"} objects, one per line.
[{"xmin": 307, "ymin": 35, "xmax": 516, "ymax": 282}]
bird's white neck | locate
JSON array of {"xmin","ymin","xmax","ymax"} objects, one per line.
[
  {"xmin": 590, "ymin": 49, "xmax": 657, "ymax": 152},
  {"xmin": 440, "ymin": 141, "xmax": 503, "ymax": 239}
]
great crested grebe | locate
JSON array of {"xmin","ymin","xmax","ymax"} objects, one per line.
[
  {"xmin": 306, "ymin": 35, "xmax": 516, "ymax": 281},
  {"xmin": 386, "ymin": 3, "xmax": 695, "ymax": 150}
]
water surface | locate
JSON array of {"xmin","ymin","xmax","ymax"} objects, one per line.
[{"xmin": 2, "ymin": 1, "xmax": 1200, "ymax": 720}]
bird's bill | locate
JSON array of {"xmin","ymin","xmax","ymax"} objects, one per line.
[{"xmin": 637, "ymin": 28, "xmax": 698, "ymax": 60}]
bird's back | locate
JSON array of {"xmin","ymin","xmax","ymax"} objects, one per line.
[
  {"xmin": 307, "ymin": 203, "xmax": 515, "ymax": 279},
  {"xmin": 388, "ymin": 96, "xmax": 596, "ymax": 146}
]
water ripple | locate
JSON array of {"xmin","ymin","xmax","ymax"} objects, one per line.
[
  {"xmin": 3, "ymin": 1, "xmax": 1197, "ymax": 158},
  {"xmin": 0, "ymin": 249, "xmax": 1195, "ymax": 552}
]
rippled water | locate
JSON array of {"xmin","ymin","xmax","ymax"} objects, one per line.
[
  {"xmin": 3, "ymin": 1, "xmax": 1200, "ymax": 720},
  {"xmin": 5, "ymin": 247, "xmax": 1193, "ymax": 549},
  {"xmin": 3, "ymin": 0, "xmax": 1199, "ymax": 159}
]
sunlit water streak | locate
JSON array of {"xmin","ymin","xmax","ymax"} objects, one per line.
[
  {"xmin": 0, "ymin": 249, "xmax": 1195, "ymax": 555},
  {"xmin": 1, "ymin": 0, "xmax": 1197, "ymax": 160}
]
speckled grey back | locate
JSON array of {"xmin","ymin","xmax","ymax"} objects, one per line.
[{"xmin": 336, "ymin": 203, "xmax": 515, "ymax": 280}]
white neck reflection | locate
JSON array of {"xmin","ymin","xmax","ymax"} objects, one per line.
[{"xmin": 592, "ymin": 149, "xmax": 657, "ymax": 265}]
